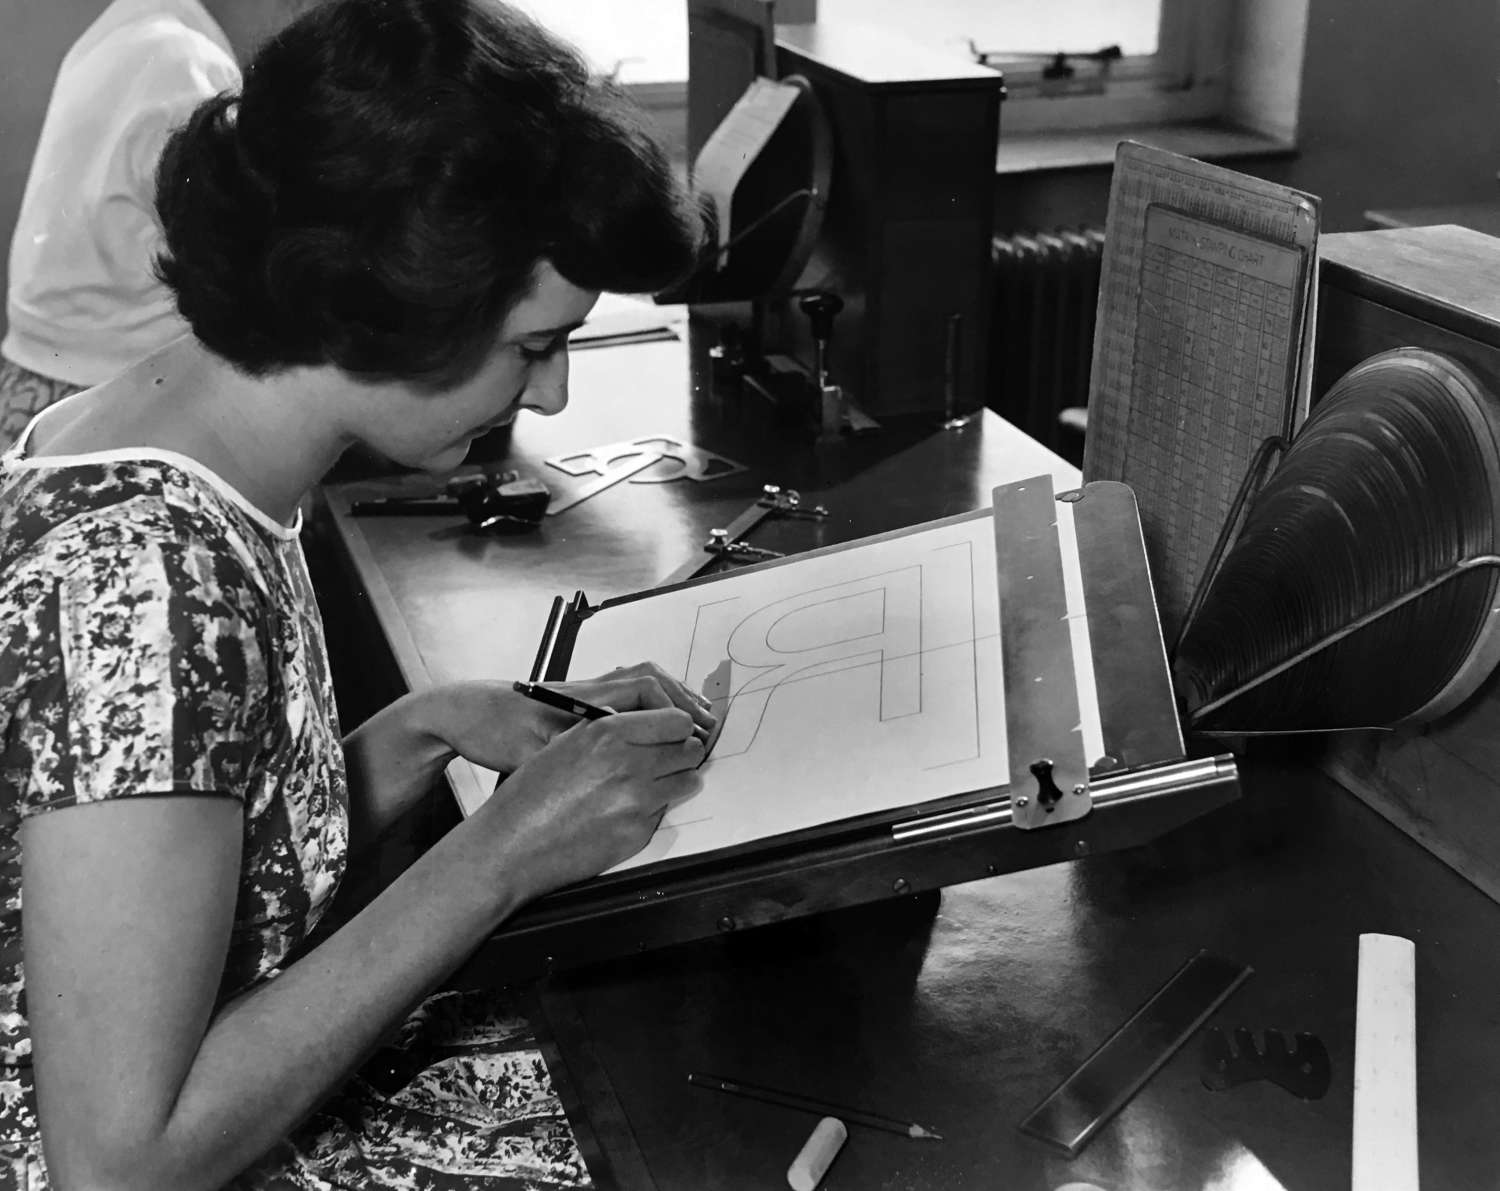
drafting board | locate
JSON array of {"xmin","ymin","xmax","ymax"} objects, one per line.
[
  {"xmin": 464, "ymin": 479, "xmax": 1232, "ymax": 977},
  {"xmin": 1083, "ymin": 142, "xmax": 1320, "ymax": 640},
  {"xmin": 458, "ymin": 478, "xmax": 1190, "ymax": 877},
  {"xmin": 578, "ymin": 505, "xmax": 1099, "ymax": 872}
]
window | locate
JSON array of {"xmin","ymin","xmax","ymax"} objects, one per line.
[
  {"xmin": 937, "ymin": 0, "xmax": 1236, "ymax": 134},
  {"xmin": 514, "ymin": 0, "xmax": 1235, "ymax": 138},
  {"xmin": 510, "ymin": 0, "xmax": 688, "ymax": 83}
]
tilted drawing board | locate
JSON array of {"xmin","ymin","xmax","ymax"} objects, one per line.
[{"xmin": 466, "ymin": 477, "xmax": 1239, "ymax": 978}]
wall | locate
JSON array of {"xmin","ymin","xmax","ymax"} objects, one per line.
[
  {"xmin": 1225, "ymin": 0, "xmax": 1306, "ymax": 144},
  {"xmin": 1260, "ymin": 0, "xmax": 1499, "ymax": 228},
  {"xmin": 996, "ymin": 0, "xmax": 1500, "ymax": 235}
]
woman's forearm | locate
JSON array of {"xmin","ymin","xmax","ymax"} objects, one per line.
[
  {"xmin": 39, "ymin": 690, "xmax": 694, "ymax": 1191},
  {"xmin": 341, "ymin": 689, "xmax": 459, "ymax": 855},
  {"xmin": 110, "ymin": 810, "xmax": 529, "ymax": 1191}
]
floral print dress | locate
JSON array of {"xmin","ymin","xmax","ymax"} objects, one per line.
[{"xmin": 0, "ymin": 417, "xmax": 589, "ymax": 1190}]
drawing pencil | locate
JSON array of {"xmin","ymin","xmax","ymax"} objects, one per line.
[
  {"xmin": 687, "ymin": 1072, "xmax": 943, "ymax": 1141},
  {"xmin": 511, "ymin": 680, "xmax": 614, "ymax": 720},
  {"xmin": 349, "ymin": 496, "xmax": 460, "ymax": 516}
]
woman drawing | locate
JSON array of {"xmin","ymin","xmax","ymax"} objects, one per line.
[{"xmin": 0, "ymin": 1, "xmax": 712, "ymax": 1185}]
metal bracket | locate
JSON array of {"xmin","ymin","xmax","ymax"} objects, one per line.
[
  {"xmin": 705, "ymin": 529, "xmax": 784, "ymax": 564},
  {"xmin": 1010, "ymin": 757, "xmax": 1092, "ymax": 829},
  {"xmin": 994, "ymin": 476, "xmax": 1093, "ymax": 831}
]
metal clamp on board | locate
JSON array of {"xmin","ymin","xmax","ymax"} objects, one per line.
[
  {"xmin": 1015, "ymin": 758, "xmax": 1089, "ymax": 821},
  {"xmin": 993, "ymin": 475, "xmax": 1193, "ymax": 831},
  {"xmin": 996, "ymin": 476, "xmax": 1096, "ymax": 831}
]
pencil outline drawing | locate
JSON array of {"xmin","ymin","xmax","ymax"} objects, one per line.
[{"xmin": 682, "ymin": 540, "xmax": 986, "ymax": 769}]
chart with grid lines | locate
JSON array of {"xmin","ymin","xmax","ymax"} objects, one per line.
[
  {"xmin": 1083, "ymin": 145, "xmax": 1318, "ymax": 641},
  {"xmin": 1123, "ymin": 205, "xmax": 1304, "ymax": 634}
]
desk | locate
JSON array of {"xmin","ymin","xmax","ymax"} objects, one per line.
[
  {"xmin": 1363, "ymin": 201, "xmax": 1500, "ymax": 238},
  {"xmin": 314, "ymin": 332, "xmax": 1500, "ymax": 1190},
  {"xmin": 536, "ymin": 760, "xmax": 1500, "ymax": 1191}
]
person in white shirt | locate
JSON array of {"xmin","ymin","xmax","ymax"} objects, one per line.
[{"xmin": 0, "ymin": 0, "xmax": 299, "ymax": 448}]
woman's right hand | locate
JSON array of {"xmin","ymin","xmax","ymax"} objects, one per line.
[{"xmin": 479, "ymin": 704, "xmax": 704, "ymax": 897}]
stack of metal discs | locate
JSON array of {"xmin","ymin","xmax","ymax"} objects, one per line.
[{"xmin": 1174, "ymin": 347, "xmax": 1500, "ymax": 732}]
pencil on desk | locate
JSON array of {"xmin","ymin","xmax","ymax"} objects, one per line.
[{"xmin": 687, "ymin": 1072, "xmax": 943, "ymax": 1140}]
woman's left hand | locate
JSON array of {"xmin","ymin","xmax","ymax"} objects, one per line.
[{"xmin": 426, "ymin": 662, "xmax": 717, "ymax": 775}]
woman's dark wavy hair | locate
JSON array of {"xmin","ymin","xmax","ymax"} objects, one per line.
[{"xmin": 154, "ymin": 0, "xmax": 701, "ymax": 389}]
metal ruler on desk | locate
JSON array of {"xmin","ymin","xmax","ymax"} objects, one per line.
[{"xmin": 1082, "ymin": 142, "xmax": 1320, "ymax": 641}]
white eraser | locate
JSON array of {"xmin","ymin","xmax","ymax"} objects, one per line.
[{"xmin": 787, "ymin": 1116, "xmax": 848, "ymax": 1191}]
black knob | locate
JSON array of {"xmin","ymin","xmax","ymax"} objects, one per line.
[
  {"xmin": 1028, "ymin": 758, "xmax": 1064, "ymax": 810},
  {"xmin": 798, "ymin": 292, "xmax": 844, "ymax": 341}
]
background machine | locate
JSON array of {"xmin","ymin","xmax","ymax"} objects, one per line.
[{"xmin": 674, "ymin": 0, "xmax": 1006, "ymax": 435}]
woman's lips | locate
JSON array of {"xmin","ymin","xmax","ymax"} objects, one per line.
[{"xmin": 470, "ymin": 407, "xmax": 518, "ymax": 436}]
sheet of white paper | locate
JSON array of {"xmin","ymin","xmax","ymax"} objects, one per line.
[{"xmin": 578, "ymin": 515, "xmax": 1007, "ymax": 871}]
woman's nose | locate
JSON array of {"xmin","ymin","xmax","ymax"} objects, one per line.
[{"xmin": 519, "ymin": 351, "xmax": 570, "ymax": 417}]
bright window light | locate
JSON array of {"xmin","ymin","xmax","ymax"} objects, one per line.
[
  {"xmin": 511, "ymin": 0, "xmax": 688, "ymax": 83},
  {"xmin": 512, "ymin": 1, "xmax": 1163, "ymax": 85},
  {"xmin": 821, "ymin": 0, "xmax": 1161, "ymax": 61}
]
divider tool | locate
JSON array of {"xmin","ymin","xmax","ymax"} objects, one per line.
[{"xmin": 657, "ymin": 485, "xmax": 829, "ymax": 586}]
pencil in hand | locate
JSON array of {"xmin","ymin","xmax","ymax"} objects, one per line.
[
  {"xmin": 513, "ymin": 680, "xmax": 714, "ymax": 745},
  {"xmin": 511, "ymin": 680, "xmax": 613, "ymax": 720}
]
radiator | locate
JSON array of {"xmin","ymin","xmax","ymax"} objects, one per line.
[{"xmin": 988, "ymin": 227, "xmax": 1106, "ymax": 460}]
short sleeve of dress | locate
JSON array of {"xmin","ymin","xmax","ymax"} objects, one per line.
[
  {"xmin": 119, "ymin": 27, "xmax": 242, "ymax": 209},
  {"xmin": 10, "ymin": 529, "xmax": 272, "ymax": 815}
]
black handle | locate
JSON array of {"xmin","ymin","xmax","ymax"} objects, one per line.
[{"xmin": 798, "ymin": 292, "xmax": 844, "ymax": 342}]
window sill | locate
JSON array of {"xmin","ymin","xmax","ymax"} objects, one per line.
[{"xmin": 996, "ymin": 120, "xmax": 1296, "ymax": 176}]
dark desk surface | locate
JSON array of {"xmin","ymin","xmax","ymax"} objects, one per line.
[
  {"xmin": 316, "ymin": 331, "xmax": 1500, "ymax": 1190},
  {"xmin": 539, "ymin": 757, "xmax": 1500, "ymax": 1191}
]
